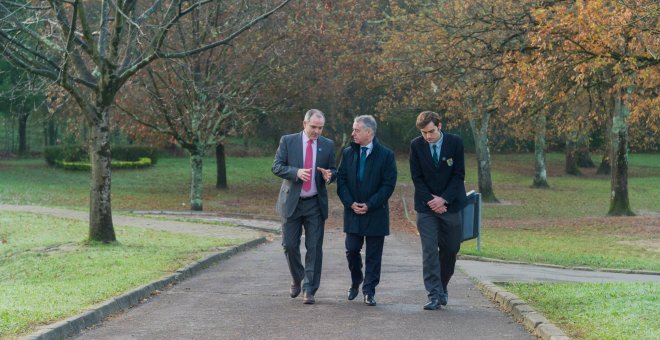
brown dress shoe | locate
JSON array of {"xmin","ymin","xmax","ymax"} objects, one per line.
[
  {"xmin": 302, "ymin": 292, "xmax": 315, "ymax": 304},
  {"xmin": 290, "ymin": 281, "xmax": 301, "ymax": 298}
]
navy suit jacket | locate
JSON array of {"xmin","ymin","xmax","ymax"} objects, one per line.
[
  {"xmin": 272, "ymin": 132, "xmax": 337, "ymax": 220},
  {"xmin": 409, "ymin": 133, "xmax": 467, "ymax": 214},
  {"xmin": 337, "ymin": 138, "xmax": 397, "ymax": 236}
]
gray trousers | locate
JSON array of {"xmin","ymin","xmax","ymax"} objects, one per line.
[
  {"xmin": 281, "ymin": 197, "xmax": 325, "ymax": 295},
  {"xmin": 416, "ymin": 211, "xmax": 462, "ymax": 300}
]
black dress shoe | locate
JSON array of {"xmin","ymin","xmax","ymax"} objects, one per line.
[
  {"xmin": 290, "ymin": 281, "xmax": 301, "ymax": 298},
  {"xmin": 440, "ymin": 295, "xmax": 448, "ymax": 306},
  {"xmin": 302, "ymin": 292, "xmax": 315, "ymax": 304},
  {"xmin": 347, "ymin": 285, "xmax": 359, "ymax": 301},
  {"xmin": 364, "ymin": 294, "xmax": 376, "ymax": 306},
  {"xmin": 423, "ymin": 298, "xmax": 439, "ymax": 310}
]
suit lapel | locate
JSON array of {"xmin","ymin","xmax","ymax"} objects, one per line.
[
  {"xmin": 439, "ymin": 135, "xmax": 451, "ymax": 164},
  {"xmin": 316, "ymin": 138, "xmax": 325, "ymax": 164},
  {"xmin": 293, "ymin": 132, "xmax": 304, "ymax": 168},
  {"xmin": 420, "ymin": 139, "xmax": 436, "ymax": 168}
]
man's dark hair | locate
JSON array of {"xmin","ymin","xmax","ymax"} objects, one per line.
[{"xmin": 416, "ymin": 111, "xmax": 441, "ymax": 129}]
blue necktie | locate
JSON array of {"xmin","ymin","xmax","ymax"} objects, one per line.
[{"xmin": 359, "ymin": 147, "xmax": 368, "ymax": 181}]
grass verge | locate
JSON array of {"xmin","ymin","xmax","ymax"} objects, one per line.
[
  {"xmin": 503, "ymin": 282, "xmax": 660, "ymax": 339},
  {"xmin": 0, "ymin": 212, "xmax": 244, "ymax": 339},
  {"xmin": 460, "ymin": 220, "xmax": 660, "ymax": 271}
]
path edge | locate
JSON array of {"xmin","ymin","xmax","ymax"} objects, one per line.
[
  {"xmin": 474, "ymin": 280, "xmax": 571, "ymax": 340},
  {"xmin": 20, "ymin": 237, "xmax": 269, "ymax": 340},
  {"xmin": 459, "ymin": 254, "xmax": 660, "ymax": 276}
]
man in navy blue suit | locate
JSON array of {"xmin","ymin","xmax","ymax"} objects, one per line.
[
  {"xmin": 409, "ymin": 111, "xmax": 467, "ymax": 310},
  {"xmin": 337, "ymin": 115, "xmax": 397, "ymax": 306}
]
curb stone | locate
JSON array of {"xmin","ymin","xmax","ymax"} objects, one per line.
[
  {"xmin": 20, "ymin": 237, "xmax": 268, "ymax": 340},
  {"xmin": 475, "ymin": 281, "xmax": 571, "ymax": 340}
]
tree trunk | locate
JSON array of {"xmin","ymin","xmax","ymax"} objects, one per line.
[
  {"xmin": 532, "ymin": 114, "xmax": 549, "ymax": 188},
  {"xmin": 190, "ymin": 146, "xmax": 204, "ymax": 211},
  {"xmin": 608, "ymin": 86, "xmax": 634, "ymax": 216},
  {"xmin": 88, "ymin": 108, "xmax": 116, "ymax": 242},
  {"xmin": 596, "ymin": 82, "xmax": 612, "ymax": 175},
  {"xmin": 49, "ymin": 120, "xmax": 58, "ymax": 145},
  {"xmin": 216, "ymin": 143, "xmax": 228, "ymax": 189},
  {"xmin": 597, "ymin": 149, "xmax": 611, "ymax": 175},
  {"xmin": 576, "ymin": 134, "xmax": 595, "ymax": 168},
  {"xmin": 564, "ymin": 131, "xmax": 581, "ymax": 175},
  {"xmin": 469, "ymin": 110, "xmax": 498, "ymax": 203},
  {"xmin": 17, "ymin": 112, "xmax": 29, "ymax": 156}
]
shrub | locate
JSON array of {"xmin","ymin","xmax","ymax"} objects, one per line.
[
  {"xmin": 111, "ymin": 145, "xmax": 159, "ymax": 164},
  {"xmin": 55, "ymin": 157, "xmax": 152, "ymax": 170},
  {"xmin": 45, "ymin": 145, "xmax": 158, "ymax": 169},
  {"xmin": 44, "ymin": 145, "xmax": 86, "ymax": 165}
]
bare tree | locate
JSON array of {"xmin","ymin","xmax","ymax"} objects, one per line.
[{"xmin": 0, "ymin": 0, "xmax": 291, "ymax": 241}]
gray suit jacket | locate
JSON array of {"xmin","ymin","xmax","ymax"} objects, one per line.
[{"xmin": 272, "ymin": 132, "xmax": 337, "ymax": 220}]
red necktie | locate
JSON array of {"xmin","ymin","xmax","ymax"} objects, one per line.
[{"xmin": 303, "ymin": 139, "xmax": 313, "ymax": 192}]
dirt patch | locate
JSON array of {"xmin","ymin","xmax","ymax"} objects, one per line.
[
  {"xmin": 0, "ymin": 151, "xmax": 16, "ymax": 160},
  {"xmin": 618, "ymin": 239, "xmax": 660, "ymax": 253},
  {"xmin": 31, "ymin": 242, "xmax": 81, "ymax": 254},
  {"xmin": 486, "ymin": 216, "xmax": 660, "ymax": 237}
]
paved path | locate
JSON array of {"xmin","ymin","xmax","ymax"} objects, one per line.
[
  {"xmin": 0, "ymin": 205, "xmax": 264, "ymax": 240},
  {"xmin": 457, "ymin": 260, "xmax": 660, "ymax": 284},
  {"xmin": 71, "ymin": 228, "xmax": 534, "ymax": 340}
]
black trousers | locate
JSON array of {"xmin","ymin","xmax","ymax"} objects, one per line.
[
  {"xmin": 416, "ymin": 211, "xmax": 462, "ymax": 300},
  {"xmin": 345, "ymin": 233, "xmax": 385, "ymax": 296}
]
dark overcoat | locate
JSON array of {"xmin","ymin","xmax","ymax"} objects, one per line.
[{"xmin": 337, "ymin": 138, "xmax": 397, "ymax": 236}]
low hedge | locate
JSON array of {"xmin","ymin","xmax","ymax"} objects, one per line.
[
  {"xmin": 111, "ymin": 145, "xmax": 159, "ymax": 164},
  {"xmin": 44, "ymin": 145, "xmax": 86, "ymax": 165},
  {"xmin": 45, "ymin": 145, "xmax": 159, "ymax": 166},
  {"xmin": 54, "ymin": 157, "xmax": 152, "ymax": 170}
]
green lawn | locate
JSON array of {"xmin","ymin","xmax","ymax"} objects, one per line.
[
  {"xmin": 0, "ymin": 212, "xmax": 243, "ymax": 338},
  {"xmin": 461, "ymin": 224, "xmax": 660, "ymax": 271},
  {"xmin": 504, "ymin": 282, "xmax": 660, "ymax": 339}
]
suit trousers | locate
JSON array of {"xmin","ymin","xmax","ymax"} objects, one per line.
[
  {"xmin": 281, "ymin": 197, "xmax": 325, "ymax": 295},
  {"xmin": 416, "ymin": 211, "xmax": 462, "ymax": 300},
  {"xmin": 345, "ymin": 233, "xmax": 385, "ymax": 296}
]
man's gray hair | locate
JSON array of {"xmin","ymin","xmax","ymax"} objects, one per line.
[
  {"xmin": 354, "ymin": 115, "xmax": 377, "ymax": 135},
  {"xmin": 304, "ymin": 109, "xmax": 325, "ymax": 121}
]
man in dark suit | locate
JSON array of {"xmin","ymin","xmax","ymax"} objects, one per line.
[
  {"xmin": 337, "ymin": 115, "xmax": 397, "ymax": 306},
  {"xmin": 272, "ymin": 109, "xmax": 336, "ymax": 305},
  {"xmin": 409, "ymin": 111, "xmax": 467, "ymax": 310}
]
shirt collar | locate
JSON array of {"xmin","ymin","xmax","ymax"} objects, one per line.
[
  {"xmin": 429, "ymin": 132, "xmax": 444, "ymax": 147},
  {"xmin": 302, "ymin": 132, "xmax": 316, "ymax": 145},
  {"xmin": 362, "ymin": 142, "xmax": 373, "ymax": 151}
]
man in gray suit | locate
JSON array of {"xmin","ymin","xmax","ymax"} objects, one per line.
[{"xmin": 272, "ymin": 109, "xmax": 336, "ymax": 305}]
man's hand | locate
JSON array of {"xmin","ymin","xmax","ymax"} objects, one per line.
[
  {"xmin": 297, "ymin": 168, "xmax": 312, "ymax": 182},
  {"xmin": 317, "ymin": 167, "xmax": 332, "ymax": 183},
  {"xmin": 351, "ymin": 202, "xmax": 368, "ymax": 215},
  {"xmin": 427, "ymin": 195, "xmax": 448, "ymax": 214}
]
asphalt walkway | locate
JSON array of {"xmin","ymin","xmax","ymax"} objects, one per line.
[
  {"xmin": 458, "ymin": 259, "xmax": 660, "ymax": 284},
  {"xmin": 70, "ymin": 228, "xmax": 534, "ymax": 340}
]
